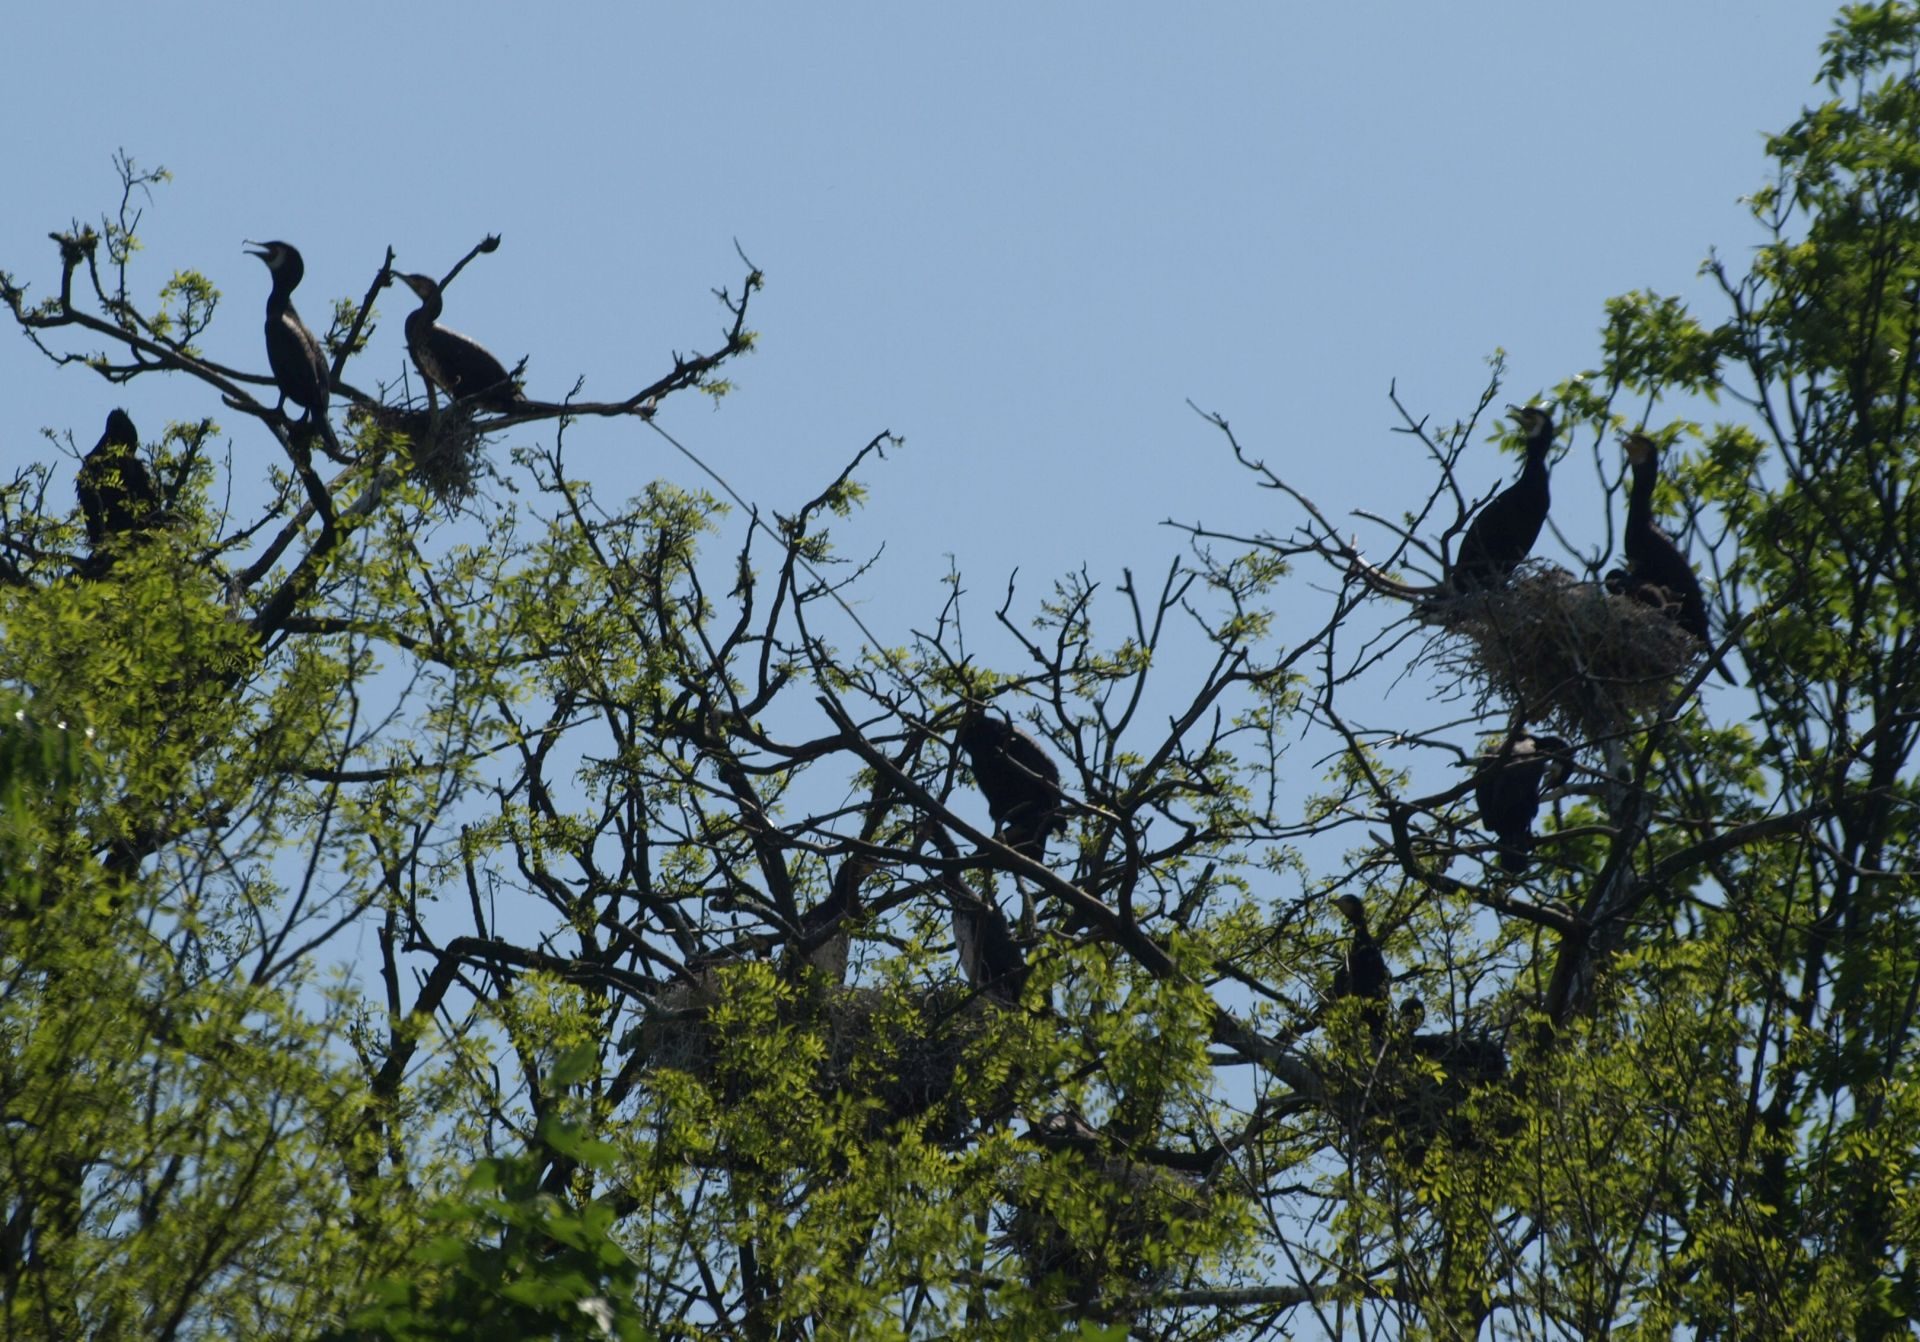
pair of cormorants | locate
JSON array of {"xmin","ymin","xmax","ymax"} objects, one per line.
[
  {"xmin": 244, "ymin": 241, "xmax": 524, "ymax": 424},
  {"xmin": 1443, "ymin": 407, "xmax": 1736, "ymax": 682},
  {"xmin": 953, "ymin": 709, "xmax": 1067, "ymax": 863}
]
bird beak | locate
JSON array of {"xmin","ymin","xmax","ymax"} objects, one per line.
[
  {"xmin": 1504, "ymin": 404, "xmax": 1526, "ymax": 422},
  {"xmin": 243, "ymin": 241, "xmax": 268, "ymax": 258}
]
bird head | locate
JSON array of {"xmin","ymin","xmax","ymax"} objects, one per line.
[
  {"xmin": 394, "ymin": 272, "xmax": 439, "ymax": 302},
  {"xmin": 1505, "ymin": 403, "xmax": 1554, "ymax": 444},
  {"xmin": 1533, "ymin": 735, "xmax": 1575, "ymax": 786},
  {"xmin": 1333, "ymin": 893, "xmax": 1369, "ymax": 929},
  {"xmin": 243, "ymin": 240, "xmax": 303, "ymax": 280},
  {"xmin": 953, "ymin": 705, "xmax": 1006, "ymax": 756},
  {"xmin": 1621, "ymin": 431, "xmax": 1659, "ymax": 466},
  {"xmin": 103, "ymin": 409, "xmax": 137, "ymax": 448}
]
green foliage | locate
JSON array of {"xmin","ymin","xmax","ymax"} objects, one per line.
[
  {"xmin": 9, "ymin": 9, "xmax": 1920, "ymax": 1337},
  {"xmin": 326, "ymin": 1120, "xmax": 652, "ymax": 1342}
]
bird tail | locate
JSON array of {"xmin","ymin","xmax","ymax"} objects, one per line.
[{"xmin": 1498, "ymin": 832, "xmax": 1534, "ymax": 874}]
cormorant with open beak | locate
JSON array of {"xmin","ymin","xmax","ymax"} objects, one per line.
[{"xmin": 244, "ymin": 241, "xmax": 330, "ymax": 422}]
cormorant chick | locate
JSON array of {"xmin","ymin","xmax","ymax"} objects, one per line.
[
  {"xmin": 244, "ymin": 241, "xmax": 330, "ymax": 421},
  {"xmin": 76, "ymin": 410, "xmax": 157, "ymax": 550},
  {"xmin": 393, "ymin": 272, "xmax": 524, "ymax": 411},
  {"xmin": 1330, "ymin": 894, "xmax": 1390, "ymax": 1003},
  {"xmin": 1616, "ymin": 433, "xmax": 1739, "ymax": 685},
  {"xmin": 954, "ymin": 709, "xmax": 1066, "ymax": 863},
  {"xmin": 1472, "ymin": 732, "xmax": 1571, "ymax": 874},
  {"xmin": 1447, "ymin": 404, "xmax": 1557, "ymax": 593}
]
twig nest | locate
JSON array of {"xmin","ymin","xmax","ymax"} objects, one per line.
[
  {"xmin": 1005, "ymin": 1157, "xmax": 1210, "ymax": 1304},
  {"xmin": 1422, "ymin": 563, "xmax": 1703, "ymax": 734},
  {"xmin": 364, "ymin": 401, "xmax": 486, "ymax": 504},
  {"xmin": 631, "ymin": 976, "xmax": 1014, "ymax": 1160}
]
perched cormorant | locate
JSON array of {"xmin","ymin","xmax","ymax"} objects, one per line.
[
  {"xmin": 946, "ymin": 876, "xmax": 1029, "ymax": 1006},
  {"xmin": 955, "ymin": 709, "xmax": 1067, "ymax": 862},
  {"xmin": 1330, "ymin": 894, "xmax": 1390, "ymax": 1003},
  {"xmin": 1616, "ymin": 433, "xmax": 1739, "ymax": 685},
  {"xmin": 76, "ymin": 409, "xmax": 157, "ymax": 550},
  {"xmin": 393, "ymin": 272, "xmax": 524, "ymax": 411},
  {"xmin": 1446, "ymin": 404, "xmax": 1557, "ymax": 593},
  {"xmin": 1399, "ymin": 995, "xmax": 1427, "ymax": 1034},
  {"xmin": 244, "ymin": 241, "xmax": 330, "ymax": 421},
  {"xmin": 1472, "ymin": 732, "xmax": 1571, "ymax": 874}
]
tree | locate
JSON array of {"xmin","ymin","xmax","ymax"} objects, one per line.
[{"xmin": 4, "ymin": 8, "xmax": 1920, "ymax": 1337}]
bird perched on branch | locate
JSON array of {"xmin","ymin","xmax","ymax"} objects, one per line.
[
  {"xmin": 1446, "ymin": 404, "xmax": 1557, "ymax": 593},
  {"xmin": 393, "ymin": 271, "xmax": 524, "ymax": 411},
  {"xmin": 1612, "ymin": 432, "xmax": 1739, "ymax": 685},
  {"xmin": 244, "ymin": 241, "xmax": 330, "ymax": 422},
  {"xmin": 1329, "ymin": 894, "xmax": 1390, "ymax": 1004},
  {"xmin": 76, "ymin": 409, "xmax": 158, "ymax": 555},
  {"xmin": 1472, "ymin": 732, "xmax": 1571, "ymax": 874},
  {"xmin": 954, "ymin": 708, "xmax": 1067, "ymax": 863},
  {"xmin": 945, "ymin": 875, "xmax": 1029, "ymax": 1006}
]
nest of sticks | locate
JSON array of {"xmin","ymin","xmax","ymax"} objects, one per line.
[
  {"xmin": 363, "ymin": 401, "xmax": 486, "ymax": 504},
  {"xmin": 634, "ymin": 974, "xmax": 1018, "ymax": 1156},
  {"xmin": 1422, "ymin": 564, "xmax": 1703, "ymax": 736}
]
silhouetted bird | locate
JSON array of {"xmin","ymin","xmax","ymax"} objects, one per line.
[
  {"xmin": 1616, "ymin": 433, "xmax": 1739, "ymax": 685},
  {"xmin": 946, "ymin": 876, "xmax": 1029, "ymax": 1006},
  {"xmin": 76, "ymin": 409, "xmax": 157, "ymax": 551},
  {"xmin": 1330, "ymin": 894, "xmax": 1390, "ymax": 1004},
  {"xmin": 1473, "ymin": 732, "xmax": 1571, "ymax": 873},
  {"xmin": 244, "ymin": 241, "xmax": 330, "ymax": 421},
  {"xmin": 1447, "ymin": 404, "xmax": 1557, "ymax": 593},
  {"xmin": 393, "ymin": 272, "xmax": 524, "ymax": 411},
  {"xmin": 955, "ymin": 709, "xmax": 1066, "ymax": 862},
  {"xmin": 1399, "ymin": 995, "xmax": 1427, "ymax": 1034}
]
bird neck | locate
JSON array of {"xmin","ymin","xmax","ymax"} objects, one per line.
[
  {"xmin": 1627, "ymin": 456, "xmax": 1658, "ymax": 533},
  {"xmin": 404, "ymin": 305, "xmax": 439, "ymax": 344},
  {"xmin": 267, "ymin": 264, "xmax": 303, "ymax": 308},
  {"xmin": 410, "ymin": 285, "xmax": 445, "ymax": 325}
]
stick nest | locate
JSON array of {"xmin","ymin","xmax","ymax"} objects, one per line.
[
  {"xmin": 1422, "ymin": 564, "xmax": 1702, "ymax": 735},
  {"xmin": 363, "ymin": 402, "xmax": 486, "ymax": 504},
  {"xmin": 635, "ymin": 976, "xmax": 1019, "ymax": 1157}
]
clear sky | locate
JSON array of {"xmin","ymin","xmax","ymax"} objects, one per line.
[{"xmin": 5, "ymin": 3, "xmax": 1835, "ymax": 809}]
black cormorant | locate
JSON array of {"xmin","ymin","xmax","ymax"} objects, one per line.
[
  {"xmin": 1617, "ymin": 433, "xmax": 1738, "ymax": 684},
  {"xmin": 1446, "ymin": 404, "xmax": 1556, "ymax": 593},
  {"xmin": 244, "ymin": 241, "xmax": 330, "ymax": 421},
  {"xmin": 76, "ymin": 409, "xmax": 157, "ymax": 550},
  {"xmin": 1399, "ymin": 995, "xmax": 1426, "ymax": 1034},
  {"xmin": 1330, "ymin": 894, "xmax": 1390, "ymax": 1003},
  {"xmin": 1472, "ymin": 732, "xmax": 1571, "ymax": 873},
  {"xmin": 947, "ymin": 876, "xmax": 1029, "ymax": 1006},
  {"xmin": 955, "ymin": 709, "xmax": 1067, "ymax": 863},
  {"xmin": 393, "ymin": 272, "xmax": 524, "ymax": 411}
]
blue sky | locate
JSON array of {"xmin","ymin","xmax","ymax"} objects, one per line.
[{"xmin": 6, "ymin": 3, "xmax": 1834, "ymax": 811}]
